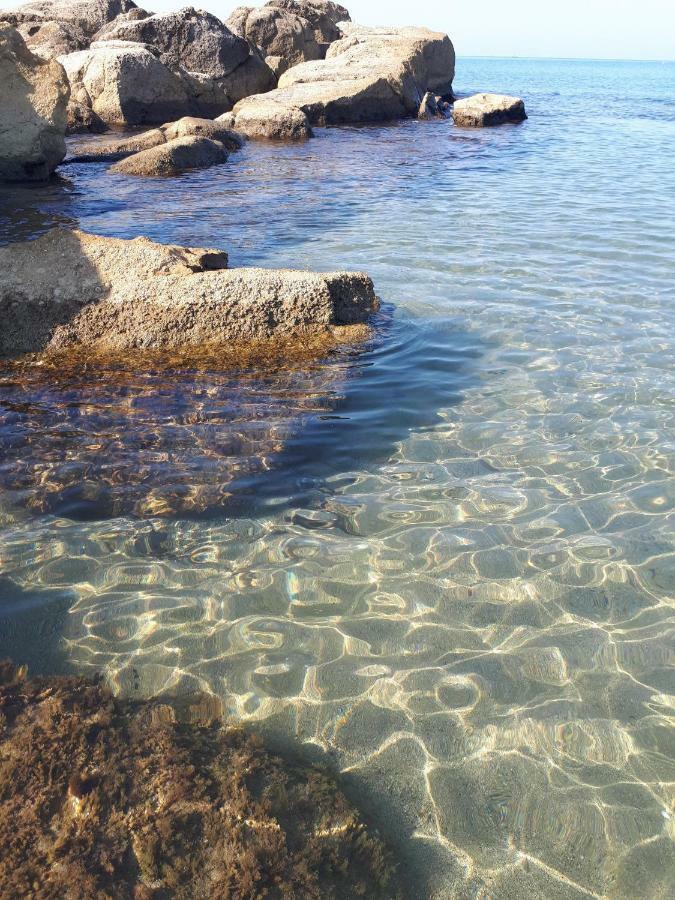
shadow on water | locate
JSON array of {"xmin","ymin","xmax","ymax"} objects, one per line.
[{"xmin": 0, "ymin": 310, "xmax": 482, "ymax": 522}]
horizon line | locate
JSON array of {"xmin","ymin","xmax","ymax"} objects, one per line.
[{"xmin": 456, "ymin": 52, "xmax": 675, "ymax": 64}]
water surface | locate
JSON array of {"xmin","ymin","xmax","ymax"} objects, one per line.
[{"xmin": 1, "ymin": 57, "xmax": 674, "ymax": 898}]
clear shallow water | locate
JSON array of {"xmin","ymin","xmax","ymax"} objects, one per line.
[{"xmin": 1, "ymin": 57, "xmax": 675, "ymax": 897}]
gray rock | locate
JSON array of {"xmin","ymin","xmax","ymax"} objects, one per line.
[
  {"xmin": 0, "ymin": 229, "xmax": 379, "ymax": 355},
  {"xmin": 109, "ymin": 135, "xmax": 228, "ymax": 176},
  {"xmin": 218, "ymin": 98, "xmax": 312, "ymax": 141},
  {"xmin": 70, "ymin": 116, "xmax": 244, "ymax": 161},
  {"xmin": 0, "ymin": 24, "xmax": 70, "ymax": 181},
  {"xmin": 100, "ymin": 5, "xmax": 276, "ymax": 105},
  {"xmin": 59, "ymin": 41, "xmax": 194, "ymax": 125},
  {"xmin": 226, "ymin": 3, "xmax": 323, "ymax": 78},
  {"xmin": 0, "ymin": 0, "xmax": 140, "ymax": 55},
  {"xmin": 271, "ymin": 0, "xmax": 350, "ymax": 44},
  {"xmin": 452, "ymin": 93, "xmax": 527, "ymax": 127},
  {"xmin": 235, "ymin": 24, "xmax": 455, "ymax": 127}
]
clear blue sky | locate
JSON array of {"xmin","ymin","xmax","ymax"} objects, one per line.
[{"xmin": 140, "ymin": 0, "xmax": 675, "ymax": 61}]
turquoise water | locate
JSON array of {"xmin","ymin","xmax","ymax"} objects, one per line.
[{"xmin": 1, "ymin": 58, "xmax": 674, "ymax": 897}]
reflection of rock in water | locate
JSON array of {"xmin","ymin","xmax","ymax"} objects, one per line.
[
  {"xmin": 0, "ymin": 336, "xmax": 368, "ymax": 520},
  {"xmin": 0, "ymin": 662, "xmax": 398, "ymax": 899}
]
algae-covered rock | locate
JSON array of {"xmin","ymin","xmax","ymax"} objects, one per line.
[{"xmin": 0, "ymin": 662, "xmax": 398, "ymax": 899}]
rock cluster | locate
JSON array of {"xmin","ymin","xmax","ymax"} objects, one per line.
[
  {"xmin": 234, "ymin": 23, "xmax": 456, "ymax": 127},
  {"xmin": 0, "ymin": 229, "xmax": 379, "ymax": 356},
  {"xmin": 109, "ymin": 134, "xmax": 229, "ymax": 175},
  {"xmin": 0, "ymin": 23, "xmax": 70, "ymax": 181},
  {"xmin": 453, "ymin": 92, "xmax": 527, "ymax": 127},
  {"xmin": 227, "ymin": 0, "xmax": 350, "ymax": 77}
]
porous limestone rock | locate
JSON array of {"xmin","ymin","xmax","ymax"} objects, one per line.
[
  {"xmin": 452, "ymin": 93, "xmax": 527, "ymax": 127},
  {"xmin": 66, "ymin": 97, "xmax": 106, "ymax": 132},
  {"xmin": 0, "ymin": 0, "xmax": 140, "ymax": 56},
  {"xmin": 0, "ymin": 229, "xmax": 379, "ymax": 355},
  {"xmin": 59, "ymin": 41, "xmax": 194, "ymax": 125},
  {"xmin": 218, "ymin": 98, "xmax": 312, "ymax": 140},
  {"xmin": 0, "ymin": 23, "xmax": 70, "ymax": 181},
  {"xmin": 109, "ymin": 135, "xmax": 228, "ymax": 176},
  {"xmin": 69, "ymin": 116, "xmax": 244, "ymax": 161},
  {"xmin": 233, "ymin": 23, "xmax": 455, "ymax": 127}
]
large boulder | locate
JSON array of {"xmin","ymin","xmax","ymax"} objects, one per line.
[
  {"xmin": 0, "ymin": 229, "xmax": 379, "ymax": 356},
  {"xmin": 218, "ymin": 98, "xmax": 312, "ymax": 141},
  {"xmin": 100, "ymin": 6, "xmax": 276, "ymax": 104},
  {"xmin": 272, "ymin": 0, "xmax": 350, "ymax": 45},
  {"xmin": 109, "ymin": 135, "xmax": 228, "ymax": 176},
  {"xmin": 58, "ymin": 41, "xmax": 195, "ymax": 125},
  {"xmin": 0, "ymin": 0, "xmax": 140, "ymax": 56},
  {"xmin": 234, "ymin": 24, "xmax": 455, "ymax": 127},
  {"xmin": 452, "ymin": 92, "xmax": 527, "ymax": 127},
  {"xmin": 0, "ymin": 24, "xmax": 69, "ymax": 181}
]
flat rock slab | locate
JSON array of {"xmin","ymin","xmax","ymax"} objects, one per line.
[
  {"xmin": 452, "ymin": 93, "xmax": 527, "ymax": 127},
  {"xmin": 0, "ymin": 229, "xmax": 379, "ymax": 356}
]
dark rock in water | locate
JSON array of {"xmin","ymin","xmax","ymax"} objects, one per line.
[
  {"xmin": 0, "ymin": 662, "xmax": 399, "ymax": 898},
  {"xmin": 452, "ymin": 92, "xmax": 527, "ymax": 127},
  {"xmin": 418, "ymin": 90, "xmax": 451, "ymax": 120}
]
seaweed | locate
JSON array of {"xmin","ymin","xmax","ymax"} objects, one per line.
[{"xmin": 0, "ymin": 663, "xmax": 398, "ymax": 899}]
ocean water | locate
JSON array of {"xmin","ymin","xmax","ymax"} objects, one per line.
[{"xmin": 1, "ymin": 57, "xmax": 674, "ymax": 897}]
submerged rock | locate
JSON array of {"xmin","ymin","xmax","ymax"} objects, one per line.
[
  {"xmin": 0, "ymin": 229, "xmax": 379, "ymax": 356},
  {"xmin": 0, "ymin": 24, "xmax": 70, "ymax": 181},
  {"xmin": 70, "ymin": 116, "xmax": 244, "ymax": 161},
  {"xmin": 219, "ymin": 97, "xmax": 313, "ymax": 140},
  {"xmin": 452, "ymin": 92, "xmax": 527, "ymax": 127},
  {"xmin": 109, "ymin": 134, "xmax": 229, "ymax": 175},
  {"xmin": 233, "ymin": 23, "xmax": 455, "ymax": 127},
  {"xmin": 0, "ymin": 662, "xmax": 398, "ymax": 898}
]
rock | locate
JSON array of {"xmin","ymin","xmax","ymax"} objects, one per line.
[
  {"xmin": 65, "ymin": 98, "xmax": 106, "ymax": 132},
  {"xmin": 226, "ymin": 2, "xmax": 324, "ymax": 78},
  {"xmin": 235, "ymin": 24, "xmax": 455, "ymax": 127},
  {"xmin": 69, "ymin": 116, "xmax": 243, "ymax": 161},
  {"xmin": 100, "ymin": 6, "xmax": 276, "ymax": 105},
  {"xmin": 0, "ymin": 229, "xmax": 379, "ymax": 355},
  {"xmin": 418, "ymin": 90, "xmax": 451, "ymax": 120},
  {"xmin": 59, "ymin": 42, "xmax": 194, "ymax": 125},
  {"xmin": 218, "ymin": 98, "xmax": 312, "ymax": 140},
  {"xmin": 272, "ymin": 0, "xmax": 350, "ymax": 44},
  {"xmin": 109, "ymin": 135, "xmax": 228, "ymax": 176},
  {"xmin": 0, "ymin": 0, "xmax": 140, "ymax": 56},
  {"xmin": 452, "ymin": 93, "xmax": 527, "ymax": 127},
  {"xmin": 0, "ymin": 24, "xmax": 70, "ymax": 181}
]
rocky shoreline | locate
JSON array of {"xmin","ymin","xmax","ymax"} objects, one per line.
[{"xmin": 1, "ymin": 0, "xmax": 525, "ymax": 353}]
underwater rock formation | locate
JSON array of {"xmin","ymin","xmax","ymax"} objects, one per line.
[{"xmin": 0, "ymin": 662, "xmax": 398, "ymax": 898}]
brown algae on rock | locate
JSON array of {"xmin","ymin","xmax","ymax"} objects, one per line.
[{"xmin": 0, "ymin": 662, "xmax": 398, "ymax": 898}]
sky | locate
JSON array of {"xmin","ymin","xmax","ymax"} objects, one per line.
[{"xmin": 139, "ymin": 0, "xmax": 675, "ymax": 61}]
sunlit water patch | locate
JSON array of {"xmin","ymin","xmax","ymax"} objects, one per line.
[{"xmin": 1, "ymin": 57, "xmax": 674, "ymax": 897}]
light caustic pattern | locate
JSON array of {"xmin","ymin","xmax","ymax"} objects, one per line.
[{"xmin": 1, "ymin": 57, "xmax": 674, "ymax": 897}]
